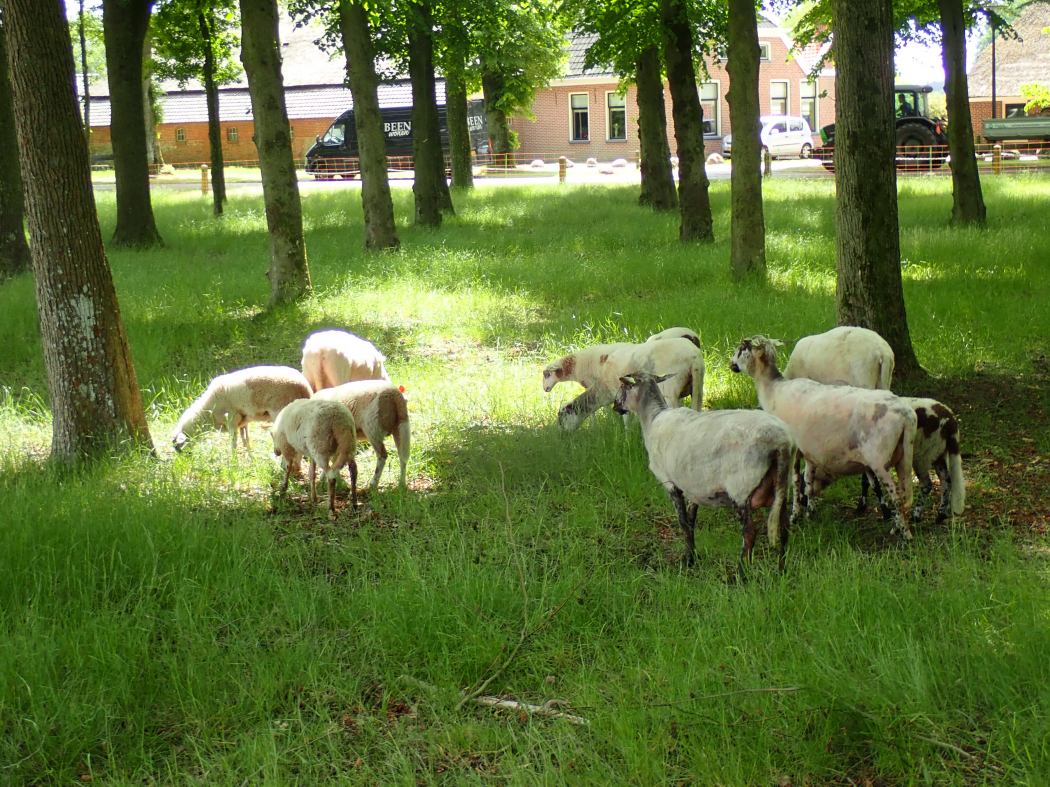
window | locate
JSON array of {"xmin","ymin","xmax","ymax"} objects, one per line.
[
  {"xmin": 1005, "ymin": 103, "xmax": 1026, "ymax": 118},
  {"xmin": 789, "ymin": 118, "xmax": 803, "ymax": 132},
  {"xmin": 570, "ymin": 93, "xmax": 589, "ymax": 141},
  {"xmin": 700, "ymin": 82, "xmax": 719, "ymax": 136},
  {"xmin": 289, "ymin": 125, "xmax": 295, "ymax": 139},
  {"xmin": 175, "ymin": 128, "xmax": 186, "ymax": 142},
  {"xmin": 766, "ymin": 119, "xmax": 789, "ymax": 135},
  {"xmin": 770, "ymin": 80, "xmax": 788, "ymax": 115},
  {"xmin": 800, "ymin": 79, "xmax": 818, "ymax": 130},
  {"xmin": 759, "ymin": 42, "xmax": 771, "ymax": 61},
  {"xmin": 606, "ymin": 93, "xmax": 627, "ymax": 141},
  {"xmin": 322, "ymin": 123, "xmax": 345, "ymax": 147},
  {"xmin": 227, "ymin": 127, "xmax": 239, "ymax": 142}
]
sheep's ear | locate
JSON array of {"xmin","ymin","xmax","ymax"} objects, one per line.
[
  {"xmin": 770, "ymin": 338, "xmax": 785, "ymax": 347},
  {"xmin": 619, "ymin": 375, "xmax": 637, "ymax": 387},
  {"xmin": 654, "ymin": 373, "xmax": 675, "ymax": 384}
]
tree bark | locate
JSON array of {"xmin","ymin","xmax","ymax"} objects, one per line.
[
  {"xmin": 200, "ymin": 9, "xmax": 227, "ymax": 215},
  {"xmin": 726, "ymin": 0, "xmax": 765, "ymax": 279},
  {"xmin": 939, "ymin": 0, "xmax": 986, "ymax": 227},
  {"xmin": 661, "ymin": 0, "xmax": 714, "ymax": 243},
  {"xmin": 142, "ymin": 28, "xmax": 162, "ymax": 166},
  {"xmin": 80, "ymin": 0, "xmax": 91, "ymax": 149},
  {"xmin": 635, "ymin": 45, "xmax": 677, "ymax": 211},
  {"xmin": 0, "ymin": 17, "xmax": 32, "ymax": 278},
  {"xmin": 5, "ymin": 0, "xmax": 153, "ymax": 460},
  {"xmin": 102, "ymin": 0, "xmax": 163, "ymax": 248},
  {"xmin": 408, "ymin": 1, "xmax": 447, "ymax": 227},
  {"xmin": 240, "ymin": 0, "xmax": 311, "ymax": 303},
  {"xmin": 445, "ymin": 57, "xmax": 474, "ymax": 189},
  {"xmin": 831, "ymin": 0, "xmax": 921, "ymax": 376},
  {"xmin": 338, "ymin": 0, "xmax": 400, "ymax": 251},
  {"xmin": 482, "ymin": 68, "xmax": 513, "ymax": 168}
]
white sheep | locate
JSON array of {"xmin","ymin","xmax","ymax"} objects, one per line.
[
  {"xmin": 272, "ymin": 398, "xmax": 358, "ymax": 519},
  {"xmin": 859, "ymin": 397, "xmax": 965, "ymax": 523},
  {"xmin": 613, "ymin": 372, "xmax": 797, "ymax": 570},
  {"xmin": 312, "ymin": 380, "xmax": 411, "ymax": 489},
  {"xmin": 558, "ymin": 337, "xmax": 704, "ymax": 431},
  {"xmin": 730, "ymin": 336, "xmax": 918, "ymax": 538},
  {"xmin": 646, "ymin": 326, "xmax": 701, "ymax": 349},
  {"xmin": 301, "ymin": 330, "xmax": 390, "ymax": 392},
  {"xmin": 172, "ymin": 365, "xmax": 313, "ymax": 454},
  {"xmin": 784, "ymin": 326, "xmax": 894, "ymax": 390}
]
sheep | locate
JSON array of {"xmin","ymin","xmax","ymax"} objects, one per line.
[
  {"xmin": 730, "ymin": 335, "xmax": 918, "ymax": 538},
  {"xmin": 784, "ymin": 326, "xmax": 894, "ymax": 391},
  {"xmin": 172, "ymin": 365, "xmax": 313, "ymax": 455},
  {"xmin": 301, "ymin": 330, "xmax": 389, "ymax": 393},
  {"xmin": 542, "ymin": 327, "xmax": 699, "ymax": 393},
  {"xmin": 272, "ymin": 398, "xmax": 358, "ymax": 519},
  {"xmin": 312, "ymin": 380, "xmax": 411, "ymax": 490},
  {"xmin": 613, "ymin": 372, "xmax": 797, "ymax": 570},
  {"xmin": 558, "ymin": 337, "xmax": 704, "ymax": 431},
  {"xmin": 859, "ymin": 397, "xmax": 965, "ymax": 524}
]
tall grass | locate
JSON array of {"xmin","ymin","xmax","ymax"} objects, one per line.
[{"xmin": 1, "ymin": 177, "xmax": 1049, "ymax": 785}]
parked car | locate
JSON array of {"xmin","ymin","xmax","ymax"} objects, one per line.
[{"xmin": 721, "ymin": 115, "xmax": 815, "ymax": 160}]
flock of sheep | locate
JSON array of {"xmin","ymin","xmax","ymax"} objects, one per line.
[{"xmin": 171, "ymin": 323, "xmax": 964, "ymax": 568}]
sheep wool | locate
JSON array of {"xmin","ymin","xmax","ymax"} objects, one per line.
[{"xmin": 301, "ymin": 330, "xmax": 390, "ymax": 392}]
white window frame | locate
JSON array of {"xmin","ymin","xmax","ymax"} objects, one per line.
[
  {"xmin": 799, "ymin": 78, "xmax": 819, "ymax": 130},
  {"xmin": 699, "ymin": 81, "xmax": 720, "ymax": 137},
  {"xmin": 227, "ymin": 127, "xmax": 239, "ymax": 142},
  {"xmin": 770, "ymin": 80, "xmax": 789, "ymax": 115},
  {"xmin": 759, "ymin": 42, "xmax": 771, "ymax": 62},
  {"xmin": 569, "ymin": 93, "xmax": 590, "ymax": 143},
  {"xmin": 605, "ymin": 91, "xmax": 627, "ymax": 142},
  {"xmin": 175, "ymin": 128, "xmax": 187, "ymax": 142}
]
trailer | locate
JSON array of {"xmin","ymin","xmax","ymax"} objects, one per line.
[{"xmin": 982, "ymin": 114, "xmax": 1050, "ymax": 143}]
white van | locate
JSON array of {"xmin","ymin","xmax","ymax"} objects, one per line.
[{"xmin": 721, "ymin": 115, "xmax": 816, "ymax": 160}]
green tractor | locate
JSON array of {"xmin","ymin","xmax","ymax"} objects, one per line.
[{"xmin": 815, "ymin": 84, "xmax": 949, "ymax": 172}]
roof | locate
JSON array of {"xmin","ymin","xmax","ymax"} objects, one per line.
[
  {"xmin": 968, "ymin": 2, "xmax": 1050, "ymax": 97},
  {"xmin": 86, "ymin": 80, "xmax": 441, "ymax": 128},
  {"xmin": 564, "ymin": 32, "xmax": 615, "ymax": 79}
]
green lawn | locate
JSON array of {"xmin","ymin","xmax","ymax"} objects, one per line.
[{"xmin": 1, "ymin": 179, "xmax": 1049, "ymax": 785}]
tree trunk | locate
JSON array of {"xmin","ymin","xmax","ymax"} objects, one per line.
[
  {"xmin": 0, "ymin": 17, "xmax": 32, "ymax": 278},
  {"xmin": 5, "ymin": 0, "xmax": 153, "ymax": 460},
  {"xmin": 446, "ymin": 61, "xmax": 474, "ymax": 189},
  {"xmin": 831, "ymin": 0, "xmax": 921, "ymax": 377},
  {"xmin": 482, "ymin": 68, "xmax": 513, "ymax": 168},
  {"xmin": 102, "ymin": 0, "xmax": 163, "ymax": 248},
  {"xmin": 726, "ymin": 0, "xmax": 765, "ymax": 279},
  {"xmin": 200, "ymin": 9, "xmax": 227, "ymax": 215},
  {"xmin": 408, "ymin": 1, "xmax": 445, "ymax": 227},
  {"xmin": 142, "ymin": 29, "xmax": 162, "ymax": 166},
  {"xmin": 80, "ymin": 0, "xmax": 91, "ymax": 149},
  {"xmin": 338, "ymin": 0, "xmax": 400, "ymax": 251},
  {"xmin": 635, "ymin": 45, "xmax": 677, "ymax": 211},
  {"xmin": 660, "ymin": 0, "xmax": 714, "ymax": 243},
  {"xmin": 939, "ymin": 0, "xmax": 986, "ymax": 227},
  {"xmin": 239, "ymin": 0, "xmax": 311, "ymax": 303}
]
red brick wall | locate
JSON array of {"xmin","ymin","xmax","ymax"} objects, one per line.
[
  {"xmin": 512, "ymin": 36, "xmax": 836, "ymax": 161},
  {"xmin": 969, "ymin": 100, "xmax": 1001, "ymax": 143}
]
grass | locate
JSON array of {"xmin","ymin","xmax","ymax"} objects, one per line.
[{"xmin": 2, "ymin": 177, "xmax": 1050, "ymax": 785}]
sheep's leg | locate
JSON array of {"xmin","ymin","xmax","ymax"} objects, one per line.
[
  {"xmin": 370, "ymin": 440, "xmax": 388, "ymax": 489},
  {"xmin": 308, "ymin": 459, "xmax": 318, "ymax": 505},
  {"xmin": 857, "ymin": 472, "xmax": 870, "ymax": 515},
  {"xmin": 933, "ymin": 457, "xmax": 952, "ymax": 523},
  {"xmin": 736, "ymin": 503, "xmax": 757, "ymax": 567},
  {"xmin": 791, "ymin": 452, "xmax": 806, "ymax": 525},
  {"xmin": 228, "ymin": 414, "xmax": 239, "ymax": 457},
  {"xmin": 241, "ymin": 426, "xmax": 252, "ymax": 452},
  {"xmin": 874, "ymin": 465, "xmax": 911, "ymax": 540},
  {"xmin": 912, "ymin": 469, "xmax": 934, "ymax": 523},
  {"xmin": 667, "ymin": 486, "xmax": 696, "ymax": 567},
  {"xmin": 864, "ymin": 473, "xmax": 893, "ymax": 522},
  {"xmin": 279, "ymin": 459, "xmax": 294, "ymax": 495},
  {"xmin": 348, "ymin": 459, "xmax": 358, "ymax": 509}
]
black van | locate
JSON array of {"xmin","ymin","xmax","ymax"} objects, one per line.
[{"xmin": 305, "ymin": 98, "xmax": 489, "ymax": 179}]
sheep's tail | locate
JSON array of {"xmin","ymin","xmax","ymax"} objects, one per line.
[
  {"xmin": 766, "ymin": 445, "xmax": 793, "ymax": 546},
  {"xmin": 879, "ymin": 355, "xmax": 895, "ymax": 391},
  {"xmin": 947, "ymin": 424, "xmax": 965, "ymax": 515},
  {"xmin": 691, "ymin": 357, "xmax": 705, "ymax": 411}
]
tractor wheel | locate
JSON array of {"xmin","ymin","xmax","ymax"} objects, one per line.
[{"xmin": 896, "ymin": 122, "xmax": 941, "ymax": 171}]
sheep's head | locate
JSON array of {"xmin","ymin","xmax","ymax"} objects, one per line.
[
  {"xmin": 729, "ymin": 336, "xmax": 782, "ymax": 377},
  {"xmin": 557, "ymin": 398, "xmax": 585, "ymax": 431},
  {"xmin": 172, "ymin": 407, "xmax": 230, "ymax": 452},
  {"xmin": 542, "ymin": 354, "xmax": 575, "ymax": 392},
  {"xmin": 613, "ymin": 372, "xmax": 673, "ymax": 415}
]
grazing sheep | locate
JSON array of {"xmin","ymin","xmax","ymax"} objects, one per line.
[
  {"xmin": 312, "ymin": 380, "xmax": 411, "ymax": 489},
  {"xmin": 586, "ymin": 157, "xmax": 598, "ymax": 167},
  {"xmin": 613, "ymin": 372, "xmax": 797, "ymax": 570},
  {"xmin": 530, "ymin": 159, "xmax": 545, "ymax": 169},
  {"xmin": 730, "ymin": 336, "xmax": 918, "ymax": 538},
  {"xmin": 559, "ymin": 337, "xmax": 704, "ymax": 431},
  {"xmin": 611, "ymin": 158, "xmax": 629, "ymax": 168},
  {"xmin": 272, "ymin": 398, "xmax": 358, "ymax": 519},
  {"xmin": 301, "ymin": 330, "xmax": 389, "ymax": 393},
  {"xmin": 706, "ymin": 153, "xmax": 725, "ymax": 165},
  {"xmin": 173, "ymin": 365, "xmax": 313, "ymax": 455},
  {"xmin": 784, "ymin": 326, "xmax": 894, "ymax": 390},
  {"xmin": 860, "ymin": 397, "xmax": 965, "ymax": 523},
  {"xmin": 646, "ymin": 326, "xmax": 701, "ymax": 349}
]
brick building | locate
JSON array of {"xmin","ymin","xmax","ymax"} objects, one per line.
[
  {"xmin": 967, "ymin": 2, "xmax": 1050, "ymax": 141},
  {"xmin": 511, "ymin": 17, "xmax": 836, "ymax": 159}
]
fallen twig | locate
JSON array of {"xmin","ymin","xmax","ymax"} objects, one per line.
[{"xmin": 399, "ymin": 676, "xmax": 590, "ymax": 725}]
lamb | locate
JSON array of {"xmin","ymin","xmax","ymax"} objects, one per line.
[
  {"xmin": 271, "ymin": 398, "xmax": 358, "ymax": 519},
  {"xmin": 301, "ymin": 330, "xmax": 389, "ymax": 393},
  {"xmin": 541, "ymin": 326, "xmax": 699, "ymax": 392},
  {"xmin": 859, "ymin": 397, "xmax": 965, "ymax": 523},
  {"xmin": 784, "ymin": 326, "xmax": 894, "ymax": 390},
  {"xmin": 311, "ymin": 380, "xmax": 411, "ymax": 489},
  {"xmin": 558, "ymin": 337, "xmax": 704, "ymax": 431},
  {"xmin": 730, "ymin": 336, "xmax": 918, "ymax": 538},
  {"xmin": 172, "ymin": 365, "xmax": 313, "ymax": 454},
  {"xmin": 613, "ymin": 372, "xmax": 797, "ymax": 570}
]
